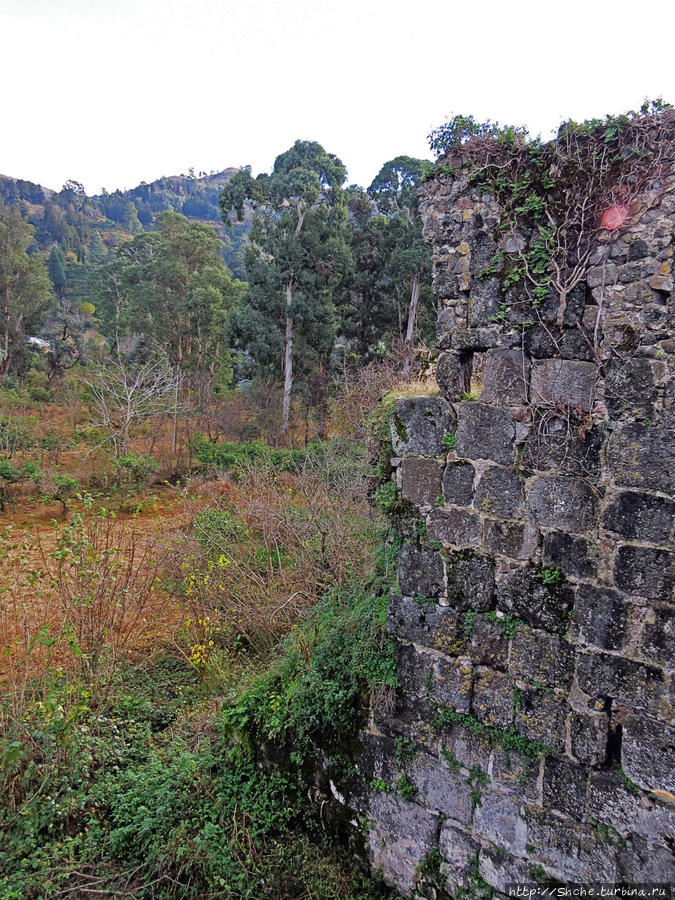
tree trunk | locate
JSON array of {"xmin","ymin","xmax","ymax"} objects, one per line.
[
  {"xmin": 280, "ymin": 281, "xmax": 294, "ymax": 437},
  {"xmin": 403, "ymin": 273, "xmax": 420, "ymax": 376},
  {"xmin": 171, "ymin": 364, "xmax": 180, "ymax": 454},
  {"xmin": 405, "ymin": 273, "xmax": 421, "ymax": 347},
  {"xmin": 1, "ymin": 285, "xmax": 11, "ymax": 379}
]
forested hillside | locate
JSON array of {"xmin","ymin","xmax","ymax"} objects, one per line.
[
  {"xmin": 0, "ymin": 168, "xmax": 248, "ymax": 272},
  {"xmin": 0, "ymin": 146, "xmax": 436, "ymax": 438}
]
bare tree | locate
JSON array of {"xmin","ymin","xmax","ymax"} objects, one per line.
[{"xmin": 83, "ymin": 353, "xmax": 180, "ymax": 455}]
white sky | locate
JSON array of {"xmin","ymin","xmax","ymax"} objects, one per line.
[{"xmin": 2, "ymin": 0, "xmax": 674, "ymax": 195}]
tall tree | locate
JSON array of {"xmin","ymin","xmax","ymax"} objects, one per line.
[
  {"xmin": 337, "ymin": 187, "xmax": 391, "ymax": 359},
  {"xmin": 367, "ymin": 156, "xmax": 433, "ymax": 369},
  {"xmin": 89, "ymin": 229, "xmax": 108, "ymax": 265},
  {"xmin": 0, "ymin": 203, "xmax": 51, "ymax": 378},
  {"xmin": 220, "ymin": 141, "xmax": 349, "ymax": 436},
  {"xmin": 93, "ymin": 212, "xmax": 244, "ymax": 444},
  {"xmin": 48, "ymin": 246, "xmax": 67, "ymax": 299},
  {"xmin": 44, "ymin": 295, "xmax": 86, "ymax": 383}
]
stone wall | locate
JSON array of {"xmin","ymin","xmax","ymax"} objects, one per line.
[{"xmin": 356, "ymin": 142, "xmax": 674, "ymax": 894}]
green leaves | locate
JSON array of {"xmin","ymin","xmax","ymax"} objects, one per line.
[{"xmin": 428, "ymin": 114, "xmax": 528, "ymax": 156}]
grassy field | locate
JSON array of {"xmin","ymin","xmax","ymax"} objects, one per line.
[{"xmin": 0, "ymin": 369, "xmax": 415, "ymax": 898}]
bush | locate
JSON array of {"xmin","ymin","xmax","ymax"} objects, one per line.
[
  {"xmin": 0, "ymin": 460, "xmax": 21, "ymax": 510},
  {"xmin": 0, "ymin": 656, "xmax": 395, "ymax": 899},
  {"xmin": 224, "ymin": 533, "xmax": 400, "ymax": 757},
  {"xmin": 115, "ymin": 452, "xmax": 159, "ymax": 491},
  {"xmin": 193, "ymin": 507, "xmax": 248, "ymax": 554},
  {"xmin": 180, "ymin": 444, "xmax": 379, "ymax": 658}
]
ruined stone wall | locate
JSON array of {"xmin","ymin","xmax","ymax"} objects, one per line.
[{"xmin": 357, "ymin": 148, "xmax": 674, "ymax": 894}]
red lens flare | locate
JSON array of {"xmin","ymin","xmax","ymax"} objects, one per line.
[{"xmin": 602, "ymin": 204, "xmax": 629, "ymax": 230}]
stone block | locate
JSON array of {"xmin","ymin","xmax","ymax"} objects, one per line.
[
  {"xmin": 474, "ymin": 465, "xmax": 524, "ymax": 518},
  {"xmin": 468, "ymin": 276, "xmax": 503, "ymax": 327},
  {"xmin": 527, "ymin": 476, "xmax": 597, "ymax": 533},
  {"xmin": 484, "ymin": 517, "xmax": 539, "ymax": 560},
  {"xmin": 398, "ymin": 457, "xmax": 444, "ymax": 507},
  {"xmin": 450, "ymin": 326, "xmax": 500, "ymax": 351},
  {"xmin": 439, "ymin": 822, "xmax": 479, "ymax": 892},
  {"xmin": 570, "ymin": 584, "xmax": 629, "ymax": 651},
  {"xmin": 497, "ymin": 568, "xmax": 575, "ymax": 634},
  {"xmin": 523, "ymin": 324, "xmax": 595, "ymax": 361},
  {"xmin": 359, "ymin": 732, "xmax": 398, "ymax": 785},
  {"xmin": 398, "ymin": 542, "xmax": 445, "ymax": 599},
  {"xmin": 627, "ymin": 239, "xmax": 649, "ymax": 260},
  {"xmin": 605, "ymin": 357, "xmax": 658, "ymax": 420},
  {"xmin": 489, "ymin": 747, "xmax": 540, "ymax": 802},
  {"xmin": 470, "ymin": 615, "xmax": 509, "ymax": 669},
  {"xmin": 617, "ymin": 834, "xmax": 675, "ymax": 882},
  {"xmin": 472, "ymin": 792, "xmax": 528, "ymax": 857},
  {"xmin": 406, "ymin": 750, "xmax": 474, "ymax": 823},
  {"xmin": 539, "ymin": 280, "xmax": 587, "ymax": 326},
  {"xmin": 436, "ymin": 350, "xmax": 472, "ymax": 401},
  {"xmin": 481, "ymin": 350, "xmax": 530, "ymax": 405},
  {"xmin": 440, "ymin": 722, "xmax": 492, "ymax": 771},
  {"xmin": 576, "ymin": 652, "xmax": 665, "ymax": 714},
  {"xmin": 521, "ymin": 414, "xmax": 603, "ymax": 477},
  {"xmin": 607, "ymin": 423, "xmax": 675, "ymax": 494},
  {"xmin": 433, "ymin": 267, "xmax": 461, "ymax": 301},
  {"xmin": 602, "ymin": 491, "xmax": 674, "ymax": 545},
  {"xmin": 509, "ymin": 627, "xmax": 574, "ymax": 689},
  {"xmin": 588, "ymin": 771, "xmax": 675, "ymax": 849},
  {"xmin": 472, "ymin": 667, "xmax": 515, "ymax": 728},
  {"xmin": 387, "ymin": 594, "xmax": 467, "ymax": 657},
  {"xmin": 542, "ymin": 756, "xmax": 588, "ymax": 819},
  {"xmin": 454, "ymin": 402, "xmax": 515, "ymax": 465},
  {"xmin": 397, "ymin": 641, "xmax": 473, "ymax": 717},
  {"xmin": 587, "ymin": 772, "xmax": 640, "ymax": 836},
  {"xmin": 614, "ymin": 545, "xmax": 674, "ymax": 600},
  {"xmin": 435, "ymin": 655, "xmax": 473, "ymax": 712},
  {"xmin": 428, "ymin": 507, "xmax": 481, "ymax": 548},
  {"xmin": 479, "ymin": 846, "xmax": 532, "ymax": 893},
  {"xmin": 622, "ymin": 714, "xmax": 675, "ymax": 794},
  {"xmin": 445, "ymin": 549, "xmax": 496, "ymax": 611},
  {"xmin": 649, "ymin": 273, "xmax": 674, "ymax": 292},
  {"xmin": 569, "ymin": 708, "xmax": 609, "ymax": 766},
  {"xmin": 524, "ymin": 806, "xmax": 617, "ymax": 881},
  {"xmin": 559, "ymin": 328, "xmax": 595, "ymax": 361},
  {"xmin": 438, "ymin": 821, "xmax": 477, "ymax": 893},
  {"xmin": 396, "ymin": 643, "xmax": 436, "ymax": 724},
  {"xmin": 587, "ymin": 262, "xmax": 618, "ymax": 288},
  {"xmin": 530, "ymin": 359, "xmax": 598, "ymax": 411},
  {"xmin": 515, "ymin": 690, "xmax": 568, "ymax": 753},
  {"xmin": 390, "ymin": 396, "xmax": 455, "ymax": 458},
  {"xmin": 523, "ymin": 325, "xmax": 557, "ymax": 359},
  {"xmin": 543, "ymin": 531, "xmax": 597, "ymax": 579},
  {"xmin": 442, "ymin": 460, "xmax": 475, "ymax": 506},
  {"xmin": 639, "ymin": 603, "xmax": 674, "ymax": 666},
  {"xmin": 368, "ymin": 791, "xmax": 440, "ymax": 894}
]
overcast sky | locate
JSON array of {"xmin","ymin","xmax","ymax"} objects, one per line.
[{"xmin": 2, "ymin": 0, "xmax": 674, "ymax": 195}]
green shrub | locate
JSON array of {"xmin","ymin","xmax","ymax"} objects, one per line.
[
  {"xmin": 224, "ymin": 534, "xmax": 401, "ymax": 758},
  {"xmin": 115, "ymin": 453, "xmax": 159, "ymax": 490},
  {"xmin": 0, "ymin": 658, "xmax": 394, "ymax": 899},
  {"xmin": 0, "ymin": 459, "xmax": 21, "ymax": 510},
  {"xmin": 193, "ymin": 506, "xmax": 249, "ymax": 554}
]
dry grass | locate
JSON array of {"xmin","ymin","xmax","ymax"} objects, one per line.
[{"xmin": 175, "ymin": 443, "xmax": 380, "ymax": 661}]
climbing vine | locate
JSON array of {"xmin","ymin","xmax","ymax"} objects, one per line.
[{"xmin": 430, "ymin": 101, "xmax": 675, "ymax": 326}]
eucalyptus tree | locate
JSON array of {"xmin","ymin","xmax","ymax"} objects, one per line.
[
  {"xmin": 220, "ymin": 141, "xmax": 350, "ymax": 436},
  {"xmin": 367, "ymin": 156, "xmax": 433, "ymax": 367},
  {"xmin": 95, "ymin": 212, "xmax": 244, "ymax": 400},
  {"xmin": 337, "ymin": 186, "xmax": 391, "ymax": 359}
]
